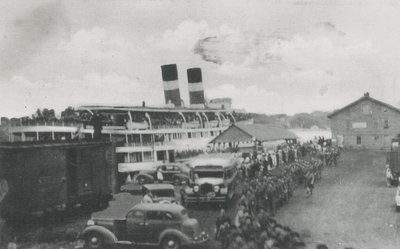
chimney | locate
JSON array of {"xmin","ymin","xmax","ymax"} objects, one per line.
[
  {"xmin": 161, "ymin": 64, "xmax": 181, "ymax": 107},
  {"xmin": 364, "ymin": 92, "xmax": 370, "ymax": 97},
  {"xmin": 187, "ymin": 68, "xmax": 205, "ymax": 107}
]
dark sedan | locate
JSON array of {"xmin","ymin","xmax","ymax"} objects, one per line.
[{"xmin": 135, "ymin": 163, "xmax": 190, "ymax": 185}]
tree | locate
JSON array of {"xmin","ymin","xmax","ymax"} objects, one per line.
[
  {"xmin": 61, "ymin": 106, "xmax": 78, "ymax": 122},
  {"xmin": 31, "ymin": 108, "xmax": 57, "ymax": 123}
]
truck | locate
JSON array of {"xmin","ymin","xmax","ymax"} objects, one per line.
[{"xmin": 180, "ymin": 154, "xmax": 238, "ymax": 207}]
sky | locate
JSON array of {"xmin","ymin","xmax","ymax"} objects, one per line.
[{"xmin": 1, "ymin": 0, "xmax": 400, "ymax": 118}]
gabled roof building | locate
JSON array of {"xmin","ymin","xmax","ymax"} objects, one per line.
[
  {"xmin": 328, "ymin": 92, "xmax": 400, "ymax": 150},
  {"xmin": 209, "ymin": 124, "xmax": 297, "ymax": 152}
]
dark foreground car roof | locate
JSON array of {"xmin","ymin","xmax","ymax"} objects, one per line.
[{"xmin": 92, "ymin": 193, "xmax": 142, "ymax": 220}]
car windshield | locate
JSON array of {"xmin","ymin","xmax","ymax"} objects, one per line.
[
  {"xmin": 194, "ymin": 171, "xmax": 224, "ymax": 178},
  {"xmin": 151, "ymin": 189, "xmax": 175, "ymax": 197}
]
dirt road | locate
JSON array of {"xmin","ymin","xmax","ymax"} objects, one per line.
[
  {"xmin": 11, "ymin": 150, "xmax": 400, "ymax": 249},
  {"xmin": 275, "ymin": 150, "xmax": 400, "ymax": 249}
]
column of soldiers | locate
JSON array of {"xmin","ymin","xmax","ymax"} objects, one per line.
[{"xmin": 215, "ymin": 143, "xmax": 339, "ymax": 249}]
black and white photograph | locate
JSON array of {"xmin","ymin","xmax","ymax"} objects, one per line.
[{"xmin": 0, "ymin": 0, "xmax": 399, "ymax": 249}]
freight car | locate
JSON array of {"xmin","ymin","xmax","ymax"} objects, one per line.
[{"xmin": 0, "ymin": 140, "xmax": 116, "ymax": 220}]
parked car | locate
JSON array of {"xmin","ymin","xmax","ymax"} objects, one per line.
[
  {"xmin": 120, "ymin": 183, "xmax": 180, "ymax": 204},
  {"xmin": 80, "ymin": 203, "xmax": 208, "ymax": 249},
  {"xmin": 181, "ymin": 154, "xmax": 238, "ymax": 207},
  {"xmin": 136, "ymin": 163, "xmax": 190, "ymax": 185}
]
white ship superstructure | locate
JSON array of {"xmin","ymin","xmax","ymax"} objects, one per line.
[{"xmin": 6, "ymin": 64, "xmax": 248, "ymax": 173}]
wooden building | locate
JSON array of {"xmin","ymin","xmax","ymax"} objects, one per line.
[
  {"xmin": 328, "ymin": 93, "xmax": 400, "ymax": 150},
  {"xmin": 209, "ymin": 124, "xmax": 297, "ymax": 152}
]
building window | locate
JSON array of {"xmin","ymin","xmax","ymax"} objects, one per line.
[
  {"xmin": 383, "ymin": 107, "xmax": 388, "ymax": 112},
  {"xmin": 129, "ymin": 152, "xmax": 143, "ymax": 163},
  {"xmin": 362, "ymin": 104, "xmax": 370, "ymax": 114},
  {"xmin": 356, "ymin": 136, "xmax": 361, "ymax": 145},
  {"xmin": 384, "ymin": 119, "xmax": 389, "ymax": 129},
  {"xmin": 375, "ymin": 135, "xmax": 379, "ymax": 142}
]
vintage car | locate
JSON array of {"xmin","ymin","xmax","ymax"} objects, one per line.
[
  {"xmin": 120, "ymin": 183, "xmax": 180, "ymax": 204},
  {"xmin": 135, "ymin": 163, "xmax": 190, "ymax": 185},
  {"xmin": 180, "ymin": 154, "xmax": 238, "ymax": 206},
  {"xmin": 80, "ymin": 203, "xmax": 208, "ymax": 249}
]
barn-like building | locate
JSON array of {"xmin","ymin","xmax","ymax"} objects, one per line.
[{"xmin": 328, "ymin": 93, "xmax": 400, "ymax": 150}]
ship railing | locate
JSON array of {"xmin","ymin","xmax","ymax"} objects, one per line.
[
  {"xmin": 183, "ymin": 122, "xmax": 201, "ymax": 129},
  {"xmin": 152, "ymin": 124, "xmax": 183, "ymax": 130},
  {"xmin": 123, "ymin": 141, "xmax": 170, "ymax": 147},
  {"xmin": 8, "ymin": 120, "xmax": 227, "ymax": 130},
  {"xmin": 9, "ymin": 120, "xmax": 82, "ymax": 127}
]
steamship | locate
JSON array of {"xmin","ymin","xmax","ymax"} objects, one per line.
[{"xmin": 6, "ymin": 65, "xmax": 248, "ymax": 173}]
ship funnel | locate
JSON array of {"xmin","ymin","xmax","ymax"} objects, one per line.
[
  {"xmin": 187, "ymin": 68, "xmax": 205, "ymax": 107},
  {"xmin": 161, "ymin": 64, "xmax": 182, "ymax": 107}
]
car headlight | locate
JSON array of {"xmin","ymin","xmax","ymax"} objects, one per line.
[
  {"xmin": 87, "ymin": 219, "xmax": 95, "ymax": 226},
  {"xmin": 220, "ymin": 187, "xmax": 228, "ymax": 194},
  {"xmin": 193, "ymin": 185, "xmax": 199, "ymax": 192},
  {"xmin": 214, "ymin": 185, "xmax": 220, "ymax": 192}
]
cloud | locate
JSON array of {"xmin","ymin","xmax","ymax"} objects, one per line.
[
  {"xmin": 54, "ymin": 27, "xmax": 148, "ymax": 78},
  {"xmin": 206, "ymin": 84, "xmax": 279, "ymax": 113},
  {"xmin": 0, "ymin": 73, "xmax": 163, "ymax": 118},
  {"xmin": 0, "ymin": 2, "xmax": 70, "ymax": 79}
]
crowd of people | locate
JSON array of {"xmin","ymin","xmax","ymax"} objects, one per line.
[{"xmin": 214, "ymin": 142, "xmax": 340, "ymax": 249}]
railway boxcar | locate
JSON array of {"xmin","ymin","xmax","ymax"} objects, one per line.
[{"xmin": 0, "ymin": 140, "xmax": 116, "ymax": 220}]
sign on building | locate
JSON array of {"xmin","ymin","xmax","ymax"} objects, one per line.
[{"xmin": 352, "ymin": 122, "xmax": 367, "ymax": 128}]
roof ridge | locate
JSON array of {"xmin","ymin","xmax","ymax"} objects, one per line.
[{"xmin": 328, "ymin": 95, "xmax": 400, "ymax": 118}]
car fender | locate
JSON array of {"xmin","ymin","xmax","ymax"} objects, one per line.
[
  {"xmin": 159, "ymin": 228, "xmax": 191, "ymax": 245},
  {"xmin": 136, "ymin": 173, "xmax": 154, "ymax": 180},
  {"xmin": 80, "ymin": 225, "xmax": 117, "ymax": 245}
]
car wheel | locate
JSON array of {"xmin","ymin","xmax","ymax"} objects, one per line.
[
  {"xmin": 161, "ymin": 235, "xmax": 180, "ymax": 249},
  {"xmin": 84, "ymin": 232, "xmax": 105, "ymax": 249}
]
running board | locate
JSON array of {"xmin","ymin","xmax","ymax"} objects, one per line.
[{"xmin": 116, "ymin": 241, "xmax": 159, "ymax": 247}]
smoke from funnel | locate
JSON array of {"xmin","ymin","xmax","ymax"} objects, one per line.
[{"xmin": 161, "ymin": 64, "xmax": 181, "ymax": 107}]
